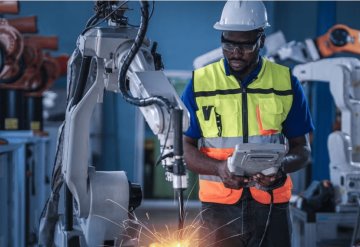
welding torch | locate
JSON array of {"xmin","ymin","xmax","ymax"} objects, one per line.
[
  {"xmin": 115, "ymin": 0, "xmax": 188, "ymax": 236},
  {"xmin": 173, "ymin": 108, "xmax": 187, "ymax": 235}
]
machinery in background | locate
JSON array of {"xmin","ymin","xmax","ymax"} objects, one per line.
[
  {"xmin": 0, "ymin": 15, "xmax": 68, "ymax": 133},
  {"xmin": 315, "ymin": 24, "xmax": 360, "ymax": 58},
  {"xmin": 292, "ymin": 180, "xmax": 336, "ymax": 217},
  {"xmin": 40, "ymin": 1, "xmax": 189, "ymax": 246},
  {"xmin": 0, "ymin": 0, "xmax": 19, "ymax": 14},
  {"xmin": 22, "ymin": 52, "xmax": 68, "ymax": 133},
  {"xmin": 265, "ymin": 24, "xmax": 360, "ymax": 65},
  {"xmin": 292, "ymin": 57, "xmax": 360, "ymax": 247},
  {"xmin": 293, "ymin": 58, "xmax": 360, "ymax": 209},
  {"xmin": 193, "ymin": 24, "xmax": 360, "ymax": 69},
  {"xmin": 0, "ymin": 2, "xmax": 70, "ymax": 246},
  {"xmin": 0, "ymin": 14, "xmax": 36, "ymax": 131},
  {"xmin": 1, "ymin": 34, "xmax": 60, "ymax": 129}
]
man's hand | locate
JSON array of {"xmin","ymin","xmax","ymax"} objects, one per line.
[
  {"xmin": 217, "ymin": 161, "xmax": 249, "ymax": 189},
  {"xmin": 252, "ymin": 171, "xmax": 285, "ymax": 188}
]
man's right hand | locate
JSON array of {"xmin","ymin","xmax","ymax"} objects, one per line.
[
  {"xmin": 217, "ymin": 161, "xmax": 249, "ymax": 189},
  {"xmin": 183, "ymin": 136, "xmax": 251, "ymax": 189}
]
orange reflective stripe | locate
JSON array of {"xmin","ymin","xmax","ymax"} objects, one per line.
[
  {"xmin": 249, "ymin": 175, "xmax": 293, "ymax": 204},
  {"xmin": 199, "ymin": 147, "xmax": 242, "ymax": 203},
  {"xmin": 199, "ymin": 147, "xmax": 292, "ymax": 205},
  {"xmin": 199, "ymin": 179, "xmax": 242, "ymax": 204},
  {"xmin": 199, "ymin": 147, "xmax": 234, "ymax": 160},
  {"xmin": 256, "ymin": 105, "xmax": 278, "ymax": 136}
]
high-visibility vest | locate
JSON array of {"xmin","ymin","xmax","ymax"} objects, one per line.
[{"xmin": 193, "ymin": 58, "xmax": 293, "ymax": 204}]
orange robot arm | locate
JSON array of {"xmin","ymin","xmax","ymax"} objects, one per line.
[{"xmin": 316, "ymin": 24, "xmax": 360, "ymax": 57}]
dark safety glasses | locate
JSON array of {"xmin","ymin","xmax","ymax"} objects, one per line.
[{"xmin": 221, "ymin": 34, "xmax": 262, "ymax": 54}]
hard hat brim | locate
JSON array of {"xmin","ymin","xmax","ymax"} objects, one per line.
[{"xmin": 213, "ymin": 22, "xmax": 270, "ymax": 32}]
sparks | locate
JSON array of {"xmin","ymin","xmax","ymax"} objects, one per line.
[
  {"xmin": 149, "ymin": 240, "xmax": 190, "ymax": 247},
  {"xmin": 96, "ymin": 199, "xmax": 245, "ymax": 247}
]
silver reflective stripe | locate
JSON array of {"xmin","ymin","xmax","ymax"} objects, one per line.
[
  {"xmin": 200, "ymin": 133, "xmax": 284, "ymax": 148},
  {"xmin": 199, "ymin": 175, "xmax": 222, "ymax": 182}
]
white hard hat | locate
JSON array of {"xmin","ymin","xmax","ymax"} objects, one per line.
[{"xmin": 214, "ymin": 0, "xmax": 270, "ymax": 31}]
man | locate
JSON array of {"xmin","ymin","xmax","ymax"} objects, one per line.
[{"xmin": 181, "ymin": 1, "xmax": 314, "ymax": 247}]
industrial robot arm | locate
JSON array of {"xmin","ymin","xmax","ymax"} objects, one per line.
[
  {"xmin": 293, "ymin": 58, "xmax": 360, "ymax": 205},
  {"xmin": 315, "ymin": 24, "xmax": 360, "ymax": 58},
  {"xmin": 266, "ymin": 24, "xmax": 360, "ymax": 64},
  {"xmin": 48, "ymin": 1, "xmax": 189, "ymax": 246}
]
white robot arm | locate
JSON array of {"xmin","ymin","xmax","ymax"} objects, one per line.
[
  {"xmin": 293, "ymin": 58, "xmax": 360, "ymax": 206},
  {"xmin": 51, "ymin": 2, "xmax": 189, "ymax": 246}
]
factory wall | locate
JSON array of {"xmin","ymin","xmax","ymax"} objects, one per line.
[
  {"xmin": 17, "ymin": 1, "xmax": 360, "ymax": 72},
  {"xmin": 12, "ymin": 1, "xmax": 360, "ymax": 196}
]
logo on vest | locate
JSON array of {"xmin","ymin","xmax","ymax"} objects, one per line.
[{"xmin": 202, "ymin": 106, "xmax": 214, "ymax": 121}]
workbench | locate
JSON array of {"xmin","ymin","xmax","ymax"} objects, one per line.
[{"xmin": 291, "ymin": 205, "xmax": 358, "ymax": 247}]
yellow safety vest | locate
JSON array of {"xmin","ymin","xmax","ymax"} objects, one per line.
[{"xmin": 193, "ymin": 58, "xmax": 293, "ymax": 204}]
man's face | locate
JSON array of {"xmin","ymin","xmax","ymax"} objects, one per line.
[{"xmin": 222, "ymin": 30, "xmax": 264, "ymax": 73}]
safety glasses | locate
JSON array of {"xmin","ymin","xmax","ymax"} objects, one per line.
[{"xmin": 221, "ymin": 34, "xmax": 262, "ymax": 54}]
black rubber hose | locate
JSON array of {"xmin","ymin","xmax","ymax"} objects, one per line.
[{"xmin": 118, "ymin": 0, "xmax": 172, "ymax": 111}]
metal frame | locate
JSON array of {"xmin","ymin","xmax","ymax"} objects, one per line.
[
  {"xmin": 0, "ymin": 142, "xmax": 26, "ymax": 247},
  {"xmin": 0, "ymin": 131, "xmax": 51, "ymax": 247},
  {"xmin": 291, "ymin": 206, "xmax": 356, "ymax": 247}
]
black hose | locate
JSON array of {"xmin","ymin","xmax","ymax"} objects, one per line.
[{"xmin": 118, "ymin": 0, "xmax": 172, "ymax": 111}]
